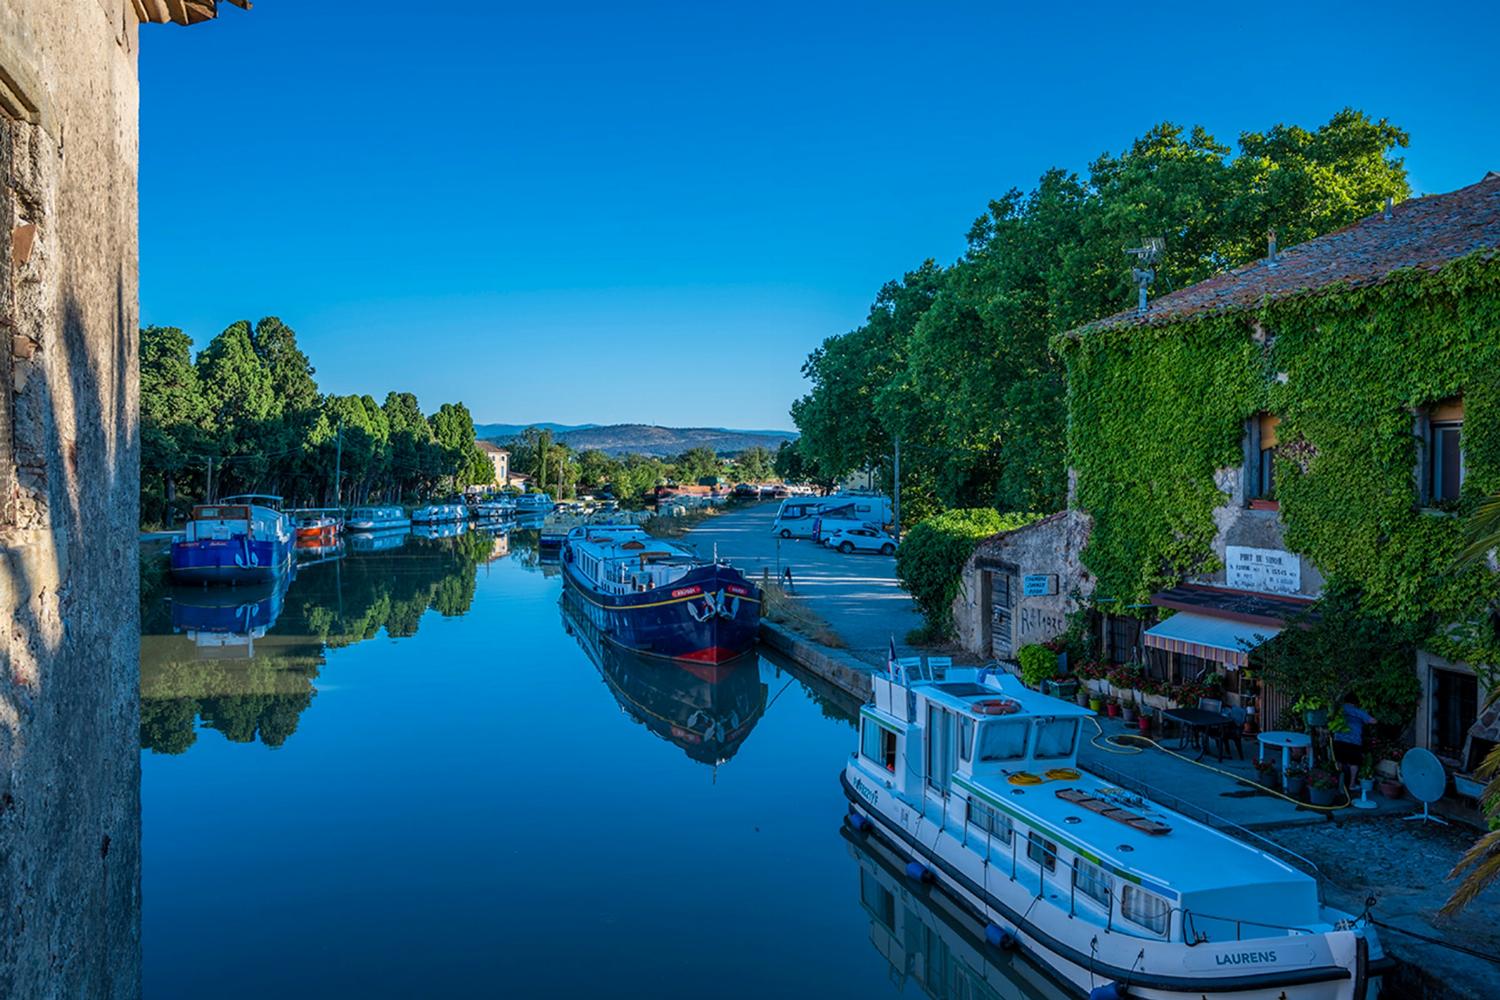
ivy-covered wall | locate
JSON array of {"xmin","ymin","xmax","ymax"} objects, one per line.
[{"xmin": 1060, "ymin": 253, "xmax": 1500, "ymax": 667}]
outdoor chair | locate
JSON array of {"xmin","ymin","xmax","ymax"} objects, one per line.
[
  {"xmin": 1206, "ymin": 706, "xmax": 1246, "ymax": 760},
  {"xmin": 926, "ymin": 656, "xmax": 952, "ymax": 679}
]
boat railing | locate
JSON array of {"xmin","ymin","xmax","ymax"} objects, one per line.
[{"xmin": 1178, "ymin": 907, "xmax": 1317, "ymax": 944}]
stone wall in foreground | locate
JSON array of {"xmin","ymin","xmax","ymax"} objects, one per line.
[{"xmin": 0, "ymin": 2, "xmax": 143, "ymax": 996}]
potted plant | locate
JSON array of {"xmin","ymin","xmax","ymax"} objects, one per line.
[
  {"xmin": 1120, "ymin": 695, "xmax": 1137, "ymax": 724},
  {"xmin": 1282, "ymin": 760, "xmax": 1308, "ymax": 797},
  {"xmin": 1136, "ymin": 710, "xmax": 1152, "ymax": 734},
  {"xmin": 1293, "ymin": 695, "xmax": 1328, "ymax": 729},
  {"xmin": 1017, "ymin": 644, "xmax": 1057, "ymax": 691},
  {"xmin": 1075, "ymin": 687, "xmax": 1090, "ymax": 707},
  {"xmin": 1376, "ymin": 739, "xmax": 1407, "ymax": 798},
  {"xmin": 1307, "ymin": 766, "xmax": 1340, "ymax": 806},
  {"xmin": 1105, "ymin": 695, "xmax": 1120, "ymax": 719},
  {"xmin": 1088, "ymin": 694, "xmax": 1104, "ymax": 712},
  {"xmin": 1358, "ymin": 755, "xmax": 1377, "ymax": 802},
  {"xmin": 1252, "ymin": 757, "xmax": 1278, "ymax": 786}
]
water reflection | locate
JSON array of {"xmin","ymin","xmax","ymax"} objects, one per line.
[
  {"xmin": 560, "ymin": 587, "xmax": 767, "ymax": 766},
  {"xmin": 846, "ymin": 831, "xmax": 1067, "ymax": 1000},
  {"xmin": 140, "ymin": 528, "xmax": 536, "ymax": 755}
]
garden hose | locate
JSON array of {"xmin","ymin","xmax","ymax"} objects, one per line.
[{"xmin": 1085, "ymin": 717, "xmax": 1354, "ymax": 812}]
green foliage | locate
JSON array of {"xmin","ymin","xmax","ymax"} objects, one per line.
[
  {"xmin": 138, "ymin": 316, "xmax": 491, "ymax": 518},
  {"xmin": 896, "ymin": 509, "xmax": 1043, "ymax": 638},
  {"xmin": 791, "ymin": 110, "xmax": 1409, "ymax": 518},
  {"xmin": 1258, "ymin": 584, "xmax": 1422, "ymax": 728},
  {"xmin": 1017, "ymin": 644, "xmax": 1057, "ymax": 688}
]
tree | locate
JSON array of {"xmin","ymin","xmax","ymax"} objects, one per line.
[
  {"xmin": 140, "ymin": 325, "xmax": 209, "ymax": 523},
  {"xmin": 675, "ymin": 446, "xmax": 722, "ymax": 484},
  {"xmin": 791, "ymin": 110, "xmax": 1410, "ymax": 521},
  {"xmin": 196, "ymin": 320, "xmax": 275, "ymax": 495},
  {"xmin": 895, "ymin": 509, "xmax": 1042, "ymax": 640},
  {"xmin": 735, "ymin": 445, "xmax": 775, "ymax": 482}
]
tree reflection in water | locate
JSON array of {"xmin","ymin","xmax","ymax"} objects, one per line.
[{"xmin": 139, "ymin": 527, "xmax": 532, "ymax": 753}]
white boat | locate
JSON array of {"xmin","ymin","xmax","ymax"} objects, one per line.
[
  {"xmin": 474, "ymin": 497, "xmax": 516, "ymax": 519},
  {"xmin": 842, "ymin": 664, "xmax": 1387, "ymax": 1000},
  {"xmin": 513, "ymin": 492, "xmax": 553, "ymax": 514},
  {"xmin": 346, "ymin": 505, "xmax": 411, "ymax": 532},
  {"xmin": 411, "ymin": 503, "xmax": 468, "ymax": 524}
]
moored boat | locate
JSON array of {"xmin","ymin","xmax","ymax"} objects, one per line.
[
  {"xmin": 561, "ymin": 523, "xmax": 760, "ymax": 662},
  {"xmin": 411, "ymin": 502, "xmax": 468, "ymax": 524},
  {"xmin": 473, "ymin": 497, "xmax": 515, "ymax": 519},
  {"xmin": 289, "ymin": 507, "xmax": 342, "ymax": 541},
  {"xmin": 346, "ymin": 505, "xmax": 410, "ymax": 532},
  {"xmin": 842, "ymin": 663, "xmax": 1388, "ymax": 1000},
  {"xmin": 170, "ymin": 495, "xmax": 292, "ymax": 584},
  {"xmin": 514, "ymin": 492, "xmax": 553, "ymax": 514},
  {"xmin": 560, "ymin": 587, "xmax": 766, "ymax": 765}
]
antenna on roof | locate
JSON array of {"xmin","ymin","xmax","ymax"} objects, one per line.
[
  {"xmin": 1124, "ymin": 237, "xmax": 1164, "ymax": 314},
  {"xmin": 1267, "ymin": 228, "xmax": 1278, "ymax": 268},
  {"xmin": 1383, "ymin": 196, "xmax": 1394, "ymax": 220}
]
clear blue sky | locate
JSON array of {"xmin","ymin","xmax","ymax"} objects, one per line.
[{"xmin": 139, "ymin": 1, "xmax": 1498, "ymax": 430}]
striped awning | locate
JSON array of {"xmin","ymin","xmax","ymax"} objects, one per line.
[{"xmin": 1142, "ymin": 612, "xmax": 1281, "ymax": 669}]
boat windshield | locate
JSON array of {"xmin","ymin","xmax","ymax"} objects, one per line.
[
  {"xmin": 978, "ymin": 720, "xmax": 1029, "ymax": 762},
  {"xmin": 1034, "ymin": 718, "xmax": 1079, "ymax": 759}
]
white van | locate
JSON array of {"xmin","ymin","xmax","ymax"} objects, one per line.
[{"xmin": 771, "ymin": 494, "xmax": 892, "ymax": 539}]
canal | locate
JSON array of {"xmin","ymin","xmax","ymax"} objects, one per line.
[{"xmin": 140, "ymin": 524, "xmax": 1058, "ymax": 999}]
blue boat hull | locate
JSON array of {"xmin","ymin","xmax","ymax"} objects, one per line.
[
  {"xmin": 170, "ymin": 536, "xmax": 290, "ymax": 584},
  {"xmin": 561, "ymin": 559, "xmax": 760, "ymax": 662}
]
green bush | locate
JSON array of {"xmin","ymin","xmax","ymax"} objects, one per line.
[
  {"xmin": 896, "ymin": 508, "xmax": 1042, "ymax": 639},
  {"xmin": 1017, "ymin": 644, "xmax": 1057, "ymax": 687}
]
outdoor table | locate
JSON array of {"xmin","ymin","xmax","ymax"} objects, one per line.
[
  {"xmin": 1161, "ymin": 707, "xmax": 1231, "ymax": 761},
  {"xmin": 1257, "ymin": 730, "xmax": 1312, "ymax": 788}
]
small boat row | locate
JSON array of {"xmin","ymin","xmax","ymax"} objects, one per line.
[{"xmin": 171, "ymin": 494, "xmax": 555, "ymax": 585}]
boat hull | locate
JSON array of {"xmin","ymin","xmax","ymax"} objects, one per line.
[
  {"xmin": 347, "ymin": 518, "xmax": 411, "ymax": 532},
  {"xmin": 839, "ymin": 769, "xmax": 1381, "ymax": 1000},
  {"xmin": 561, "ymin": 560, "xmax": 760, "ymax": 663},
  {"xmin": 169, "ymin": 536, "xmax": 290, "ymax": 584}
]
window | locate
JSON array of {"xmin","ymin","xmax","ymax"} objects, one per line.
[
  {"xmin": 1420, "ymin": 398, "xmax": 1465, "ymax": 506},
  {"xmin": 1073, "ymin": 858, "xmax": 1113, "ymax": 908},
  {"xmin": 1034, "ymin": 718, "xmax": 1078, "ymax": 759},
  {"xmin": 1244, "ymin": 413, "xmax": 1279, "ymax": 503},
  {"xmin": 1026, "ymin": 832, "xmax": 1057, "ymax": 873},
  {"xmin": 978, "ymin": 720, "xmax": 1029, "ymax": 762},
  {"xmin": 966, "ymin": 797, "xmax": 1013, "ymax": 844},
  {"xmin": 958, "ymin": 716, "xmax": 974, "ymax": 763},
  {"xmin": 861, "ymin": 720, "xmax": 897, "ymax": 772},
  {"xmin": 859, "ymin": 870, "xmax": 897, "ymax": 930},
  {"xmin": 1121, "ymin": 884, "xmax": 1171, "ymax": 935}
]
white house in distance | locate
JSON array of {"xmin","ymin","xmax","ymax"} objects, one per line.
[{"xmin": 476, "ymin": 441, "xmax": 509, "ymax": 487}]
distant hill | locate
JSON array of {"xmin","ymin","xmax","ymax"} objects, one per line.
[
  {"xmin": 473, "ymin": 422, "xmax": 596, "ymax": 439},
  {"xmin": 480, "ymin": 423, "xmax": 796, "ymax": 457}
]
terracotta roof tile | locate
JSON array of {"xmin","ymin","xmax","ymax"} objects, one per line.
[{"xmin": 1072, "ymin": 172, "xmax": 1500, "ymax": 336}]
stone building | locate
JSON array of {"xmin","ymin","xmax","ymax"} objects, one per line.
[
  {"xmin": 1055, "ymin": 174, "xmax": 1500, "ymax": 772},
  {"xmin": 951, "ymin": 511, "xmax": 1092, "ymax": 661},
  {"xmin": 0, "ymin": 3, "xmax": 245, "ymax": 998}
]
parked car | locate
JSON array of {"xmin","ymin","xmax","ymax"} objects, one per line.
[{"xmin": 824, "ymin": 526, "xmax": 898, "ymax": 555}]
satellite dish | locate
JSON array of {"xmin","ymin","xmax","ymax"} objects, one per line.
[{"xmin": 1399, "ymin": 748, "xmax": 1449, "ymax": 826}]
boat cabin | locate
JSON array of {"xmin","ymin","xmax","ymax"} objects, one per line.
[
  {"xmin": 185, "ymin": 495, "xmax": 287, "ymax": 542},
  {"xmin": 854, "ymin": 666, "xmax": 1327, "ymax": 946},
  {"xmin": 565, "ymin": 524, "xmax": 701, "ymax": 595}
]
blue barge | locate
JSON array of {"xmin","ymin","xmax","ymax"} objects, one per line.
[
  {"xmin": 560, "ymin": 523, "xmax": 760, "ymax": 663},
  {"xmin": 170, "ymin": 495, "xmax": 292, "ymax": 585}
]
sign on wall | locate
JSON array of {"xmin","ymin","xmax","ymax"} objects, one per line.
[
  {"xmin": 1225, "ymin": 545, "xmax": 1300, "ymax": 594},
  {"xmin": 1022, "ymin": 574, "xmax": 1058, "ymax": 596}
]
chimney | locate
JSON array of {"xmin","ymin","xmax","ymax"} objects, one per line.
[
  {"xmin": 1267, "ymin": 228, "xmax": 1278, "ymax": 267},
  {"xmin": 1383, "ymin": 196, "xmax": 1393, "ymax": 220}
]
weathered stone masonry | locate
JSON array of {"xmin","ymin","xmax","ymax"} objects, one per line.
[{"xmin": 0, "ymin": 3, "xmax": 243, "ymax": 997}]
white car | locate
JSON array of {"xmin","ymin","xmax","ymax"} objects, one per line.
[{"xmin": 824, "ymin": 527, "xmax": 898, "ymax": 555}]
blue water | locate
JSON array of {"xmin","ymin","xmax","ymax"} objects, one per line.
[{"xmin": 140, "ymin": 527, "xmax": 1051, "ymax": 998}]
